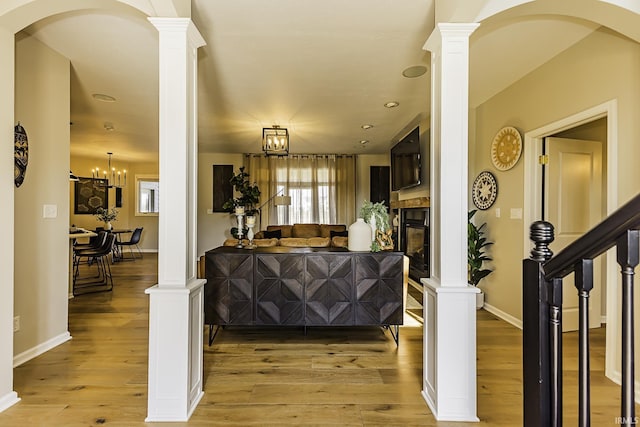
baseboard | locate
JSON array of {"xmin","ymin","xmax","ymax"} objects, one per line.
[
  {"xmin": 141, "ymin": 249, "xmax": 158, "ymax": 253},
  {"xmin": 607, "ymin": 369, "xmax": 640, "ymax": 404},
  {"xmin": 482, "ymin": 303, "xmax": 523, "ymax": 329},
  {"xmin": 13, "ymin": 331, "xmax": 72, "ymax": 368},
  {"xmin": 0, "ymin": 391, "xmax": 20, "ymax": 412}
]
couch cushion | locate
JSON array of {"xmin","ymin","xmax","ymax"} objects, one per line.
[
  {"xmin": 254, "ymin": 238, "xmax": 278, "ymax": 247},
  {"xmin": 262, "ymin": 229, "xmax": 282, "ymax": 239},
  {"xmin": 279, "ymin": 237, "xmax": 330, "ymax": 248},
  {"xmin": 331, "ymin": 236, "xmax": 349, "ymax": 248},
  {"xmin": 292, "ymin": 224, "xmax": 320, "ymax": 238},
  {"xmin": 330, "ymin": 229, "xmax": 348, "ymax": 238},
  {"xmin": 320, "ymin": 224, "xmax": 346, "ymax": 238},
  {"xmin": 266, "ymin": 225, "xmax": 292, "ymax": 238},
  {"xmin": 223, "ymin": 238, "xmax": 278, "ymax": 247}
]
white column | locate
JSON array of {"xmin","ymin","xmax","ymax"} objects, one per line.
[
  {"xmin": 421, "ymin": 23, "xmax": 480, "ymax": 422},
  {"xmin": 145, "ymin": 18, "xmax": 206, "ymax": 422},
  {"xmin": 0, "ymin": 25, "xmax": 19, "ymax": 413}
]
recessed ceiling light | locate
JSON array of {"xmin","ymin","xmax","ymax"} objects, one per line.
[
  {"xmin": 384, "ymin": 101, "xmax": 399, "ymax": 108},
  {"xmin": 402, "ymin": 65, "xmax": 428, "ymax": 78},
  {"xmin": 361, "ymin": 124, "xmax": 373, "ymax": 130},
  {"xmin": 360, "ymin": 140, "xmax": 369, "ymax": 145},
  {"xmin": 92, "ymin": 93, "xmax": 116, "ymax": 102}
]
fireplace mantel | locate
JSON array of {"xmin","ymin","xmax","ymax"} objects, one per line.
[{"xmin": 390, "ymin": 197, "xmax": 430, "ymax": 209}]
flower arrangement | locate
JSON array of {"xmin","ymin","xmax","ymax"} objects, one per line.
[{"xmin": 95, "ymin": 207, "xmax": 118, "ymax": 223}]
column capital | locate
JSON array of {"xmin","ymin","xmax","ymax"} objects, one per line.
[
  {"xmin": 148, "ymin": 17, "xmax": 205, "ymax": 49},
  {"xmin": 424, "ymin": 22, "xmax": 480, "ymax": 52}
]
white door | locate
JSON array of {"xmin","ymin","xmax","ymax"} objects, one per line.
[{"xmin": 546, "ymin": 137, "xmax": 603, "ymax": 331}]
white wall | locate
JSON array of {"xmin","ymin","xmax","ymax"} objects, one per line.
[
  {"xmin": 14, "ymin": 34, "xmax": 70, "ymax": 357},
  {"xmin": 197, "ymin": 153, "xmax": 243, "ymax": 256}
]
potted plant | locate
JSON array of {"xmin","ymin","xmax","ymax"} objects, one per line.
[
  {"xmin": 468, "ymin": 209, "xmax": 493, "ymax": 309},
  {"xmin": 95, "ymin": 207, "xmax": 118, "ymax": 230},
  {"xmin": 222, "ymin": 167, "xmax": 261, "ymax": 239},
  {"xmin": 359, "ymin": 200, "xmax": 393, "ymax": 251},
  {"xmin": 222, "ymin": 166, "xmax": 261, "ymax": 215}
]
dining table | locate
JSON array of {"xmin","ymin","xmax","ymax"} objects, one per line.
[
  {"xmin": 104, "ymin": 228, "xmax": 132, "ymax": 261},
  {"xmin": 68, "ymin": 229, "xmax": 97, "ymax": 298}
]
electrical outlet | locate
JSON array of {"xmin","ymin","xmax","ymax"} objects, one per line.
[{"xmin": 13, "ymin": 316, "xmax": 19, "ymax": 332}]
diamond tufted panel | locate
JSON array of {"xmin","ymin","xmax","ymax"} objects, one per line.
[
  {"xmin": 255, "ymin": 254, "xmax": 305, "ymax": 324},
  {"xmin": 205, "ymin": 253, "xmax": 253, "ymax": 325},
  {"xmin": 305, "ymin": 254, "xmax": 354, "ymax": 325},
  {"xmin": 354, "ymin": 254, "xmax": 404, "ymax": 325}
]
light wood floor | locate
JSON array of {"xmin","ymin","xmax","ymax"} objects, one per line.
[{"xmin": 0, "ymin": 254, "xmax": 631, "ymax": 425}]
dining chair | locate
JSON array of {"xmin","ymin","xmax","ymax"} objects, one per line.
[
  {"xmin": 116, "ymin": 227, "xmax": 143, "ymax": 260},
  {"xmin": 73, "ymin": 233, "xmax": 116, "ymax": 295}
]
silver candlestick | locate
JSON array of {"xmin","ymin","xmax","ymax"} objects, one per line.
[{"xmin": 234, "ymin": 208, "xmax": 245, "ymax": 248}]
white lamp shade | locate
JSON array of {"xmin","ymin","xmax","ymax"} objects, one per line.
[{"xmin": 274, "ymin": 195, "xmax": 291, "ymax": 206}]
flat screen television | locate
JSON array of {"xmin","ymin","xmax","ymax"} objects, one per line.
[{"xmin": 390, "ymin": 126, "xmax": 421, "ymax": 191}]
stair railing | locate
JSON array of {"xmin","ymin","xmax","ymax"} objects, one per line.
[{"xmin": 523, "ymin": 193, "xmax": 640, "ymax": 426}]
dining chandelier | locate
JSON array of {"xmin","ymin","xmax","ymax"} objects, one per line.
[
  {"xmin": 91, "ymin": 152, "xmax": 126, "ymax": 188},
  {"xmin": 262, "ymin": 125, "xmax": 289, "ymax": 156}
]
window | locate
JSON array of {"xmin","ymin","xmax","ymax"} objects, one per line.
[{"xmin": 135, "ymin": 175, "xmax": 159, "ymax": 216}]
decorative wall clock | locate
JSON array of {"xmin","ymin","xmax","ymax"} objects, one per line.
[
  {"xmin": 491, "ymin": 126, "xmax": 522, "ymax": 171},
  {"xmin": 472, "ymin": 171, "xmax": 498, "ymax": 210},
  {"xmin": 14, "ymin": 122, "xmax": 28, "ymax": 188}
]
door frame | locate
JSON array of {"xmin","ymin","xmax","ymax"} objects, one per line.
[{"xmin": 522, "ymin": 99, "xmax": 619, "ymax": 381}]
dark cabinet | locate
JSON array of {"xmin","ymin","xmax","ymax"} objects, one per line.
[{"xmin": 204, "ymin": 247, "xmax": 403, "ymax": 328}]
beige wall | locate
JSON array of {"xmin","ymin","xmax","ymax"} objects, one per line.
[
  {"xmin": 69, "ymin": 157, "xmax": 159, "ymax": 252},
  {"xmin": 197, "ymin": 153, "xmax": 244, "ymax": 256},
  {"xmin": 471, "ymin": 28, "xmax": 640, "ymax": 322},
  {"xmin": 355, "ymin": 153, "xmax": 390, "ymax": 216},
  {"xmin": 14, "ymin": 34, "xmax": 70, "ymax": 356}
]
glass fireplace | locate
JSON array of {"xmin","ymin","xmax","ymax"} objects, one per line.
[{"xmin": 401, "ymin": 208, "xmax": 430, "ymax": 282}]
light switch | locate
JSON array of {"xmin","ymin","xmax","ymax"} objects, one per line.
[
  {"xmin": 43, "ymin": 204, "xmax": 58, "ymax": 218},
  {"xmin": 495, "ymin": 208, "xmax": 501, "ymax": 218},
  {"xmin": 510, "ymin": 208, "xmax": 522, "ymax": 220}
]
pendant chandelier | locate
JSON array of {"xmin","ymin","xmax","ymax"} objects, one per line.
[
  {"xmin": 262, "ymin": 125, "xmax": 289, "ymax": 156},
  {"xmin": 91, "ymin": 152, "xmax": 126, "ymax": 188}
]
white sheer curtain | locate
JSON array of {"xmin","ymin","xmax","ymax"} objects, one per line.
[{"xmin": 244, "ymin": 154, "xmax": 356, "ymax": 229}]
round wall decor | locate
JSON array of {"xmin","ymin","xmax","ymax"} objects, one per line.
[
  {"xmin": 472, "ymin": 171, "xmax": 498, "ymax": 210},
  {"xmin": 491, "ymin": 126, "xmax": 522, "ymax": 171},
  {"xmin": 14, "ymin": 122, "xmax": 28, "ymax": 188}
]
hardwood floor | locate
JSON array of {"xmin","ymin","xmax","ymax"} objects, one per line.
[{"xmin": 0, "ymin": 253, "xmax": 631, "ymax": 425}]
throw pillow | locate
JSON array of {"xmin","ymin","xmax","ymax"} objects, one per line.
[
  {"xmin": 263, "ymin": 229, "xmax": 282, "ymax": 239},
  {"xmin": 330, "ymin": 230, "xmax": 348, "ymax": 238}
]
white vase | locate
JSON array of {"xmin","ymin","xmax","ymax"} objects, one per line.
[
  {"xmin": 348, "ymin": 218, "xmax": 372, "ymax": 251},
  {"xmin": 105, "ymin": 221, "xmax": 112, "ymax": 230}
]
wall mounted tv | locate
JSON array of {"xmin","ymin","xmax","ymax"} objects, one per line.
[{"xmin": 390, "ymin": 126, "xmax": 422, "ymax": 191}]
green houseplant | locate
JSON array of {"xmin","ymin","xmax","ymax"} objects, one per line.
[
  {"xmin": 468, "ymin": 210, "xmax": 493, "ymax": 308},
  {"xmin": 222, "ymin": 166, "xmax": 261, "ymax": 215},
  {"xmin": 222, "ymin": 167, "xmax": 261, "ymax": 239},
  {"xmin": 359, "ymin": 200, "xmax": 393, "ymax": 251}
]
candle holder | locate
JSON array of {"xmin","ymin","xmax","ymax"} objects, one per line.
[
  {"xmin": 246, "ymin": 215, "xmax": 256, "ymax": 249},
  {"xmin": 235, "ymin": 213, "xmax": 245, "ymax": 248}
]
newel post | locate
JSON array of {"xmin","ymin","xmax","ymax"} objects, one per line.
[{"xmin": 523, "ymin": 221, "xmax": 554, "ymax": 427}]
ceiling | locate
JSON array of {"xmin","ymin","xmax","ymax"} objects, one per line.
[{"xmin": 22, "ymin": 1, "xmax": 599, "ymax": 163}]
